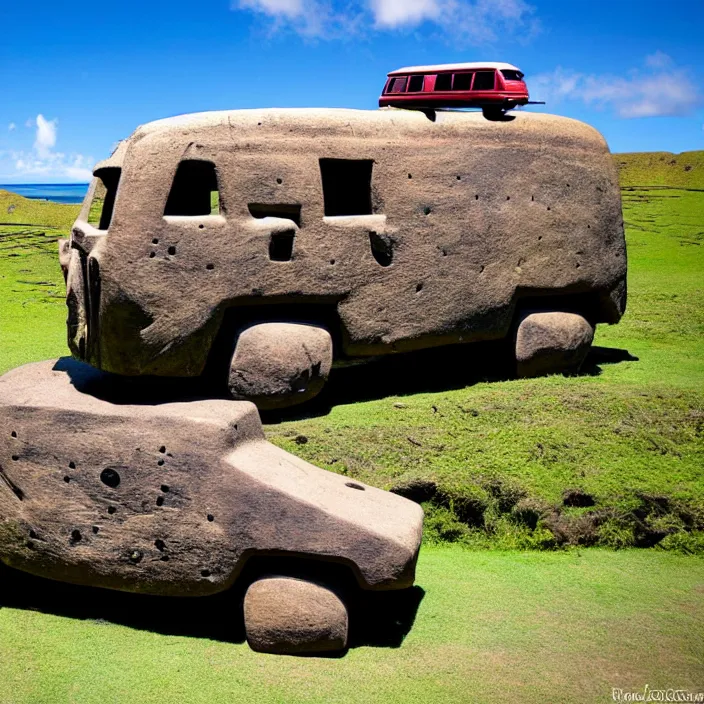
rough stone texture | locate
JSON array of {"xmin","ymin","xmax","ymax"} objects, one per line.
[
  {"xmin": 244, "ymin": 577, "xmax": 348, "ymax": 654},
  {"xmin": 515, "ymin": 311, "xmax": 594, "ymax": 377},
  {"xmin": 64, "ymin": 109, "xmax": 626, "ymax": 389},
  {"xmin": 229, "ymin": 323, "xmax": 333, "ymax": 410},
  {"xmin": 0, "ymin": 359, "xmax": 423, "ymax": 597}
]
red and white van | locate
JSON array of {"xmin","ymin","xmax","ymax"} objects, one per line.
[{"xmin": 379, "ymin": 62, "xmax": 535, "ymax": 117}]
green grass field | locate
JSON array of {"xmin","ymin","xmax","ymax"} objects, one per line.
[{"xmin": 0, "ymin": 152, "xmax": 703, "ymax": 702}]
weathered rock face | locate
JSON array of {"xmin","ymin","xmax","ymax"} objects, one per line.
[
  {"xmin": 0, "ymin": 359, "xmax": 423, "ymax": 597},
  {"xmin": 244, "ymin": 577, "xmax": 349, "ymax": 654},
  {"xmin": 64, "ymin": 108, "xmax": 626, "ymax": 384},
  {"xmin": 515, "ymin": 311, "xmax": 594, "ymax": 377},
  {"xmin": 228, "ymin": 323, "xmax": 333, "ymax": 409}
]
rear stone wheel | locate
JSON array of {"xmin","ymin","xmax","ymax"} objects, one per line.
[
  {"xmin": 228, "ymin": 322, "xmax": 333, "ymax": 410},
  {"xmin": 244, "ymin": 576, "xmax": 349, "ymax": 655},
  {"xmin": 515, "ymin": 311, "xmax": 594, "ymax": 378}
]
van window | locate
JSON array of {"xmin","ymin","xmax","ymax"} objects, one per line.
[
  {"xmin": 408, "ymin": 75, "xmax": 425, "ymax": 92},
  {"xmin": 164, "ymin": 160, "xmax": 219, "ymax": 216},
  {"xmin": 501, "ymin": 69, "xmax": 524, "ymax": 81},
  {"xmin": 473, "ymin": 71, "xmax": 495, "ymax": 90},
  {"xmin": 388, "ymin": 77, "xmax": 408, "ymax": 93},
  {"xmin": 452, "ymin": 73, "xmax": 473, "ymax": 91},
  {"xmin": 434, "ymin": 73, "xmax": 452, "ymax": 91},
  {"xmin": 87, "ymin": 167, "xmax": 121, "ymax": 230},
  {"xmin": 319, "ymin": 159, "xmax": 373, "ymax": 216}
]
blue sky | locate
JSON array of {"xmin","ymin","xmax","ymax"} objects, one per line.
[{"xmin": 1, "ymin": 0, "xmax": 702, "ymax": 182}]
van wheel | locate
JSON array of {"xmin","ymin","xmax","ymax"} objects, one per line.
[
  {"xmin": 244, "ymin": 576, "xmax": 349, "ymax": 655},
  {"xmin": 515, "ymin": 311, "xmax": 595, "ymax": 378},
  {"xmin": 228, "ymin": 322, "xmax": 333, "ymax": 410},
  {"xmin": 482, "ymin": 106, "xmax": 508, "ymax": 120}
]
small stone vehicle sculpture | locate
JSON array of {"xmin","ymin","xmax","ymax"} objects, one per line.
[
  {"xmin": 60, "ymin": 108, "xmax": 626, "ymax": 409},
  {"xmin": 0, "ymin": 359, "xmax": 423, "ymax": 654}
]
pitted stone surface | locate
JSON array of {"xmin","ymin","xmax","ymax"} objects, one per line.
[
  {"xmin": 228, "ymin": 323, "xmax": 333, "ymax": 409},
  {"xmin": 0, "ymin": 359, "xmax": 423, "ymax": 596},
  {"xmin": 65, "ymin": 109, "xmax": 626, "ymax": 383},
  {"xmin": 515, "ymin": 311, "xmax": 595, "ymax": 377},
  {"xmin": 244, "ymin": 577, "xmax": 348, "ymax": 654}
]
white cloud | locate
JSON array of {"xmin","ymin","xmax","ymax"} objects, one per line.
[
  {"xmin": 532, "ymin": 54, "xmax": 701, "ymax": 118},
  {"xmin": 8, "ymin": 122, "xmax": 16, "ymax": 131},
  {"xmin": 34, "ymin": 114, "xmax": 58, "ymax": 159},
  {"xmin": 234, "ymin": 0, "xmax": 538, "ymax": 42},
  {"xmin": 1, "ymin": 114, "xmax": 93, "ymax": 181}
]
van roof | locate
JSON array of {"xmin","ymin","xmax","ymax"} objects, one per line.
[{"xmin": 388, "ymin": 62, "xmax": 521, "ymax": 76}]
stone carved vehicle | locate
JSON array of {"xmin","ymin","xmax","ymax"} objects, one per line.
[
  {"xmin": 0, "ymin": 359, "xmax": 424, "ymax": 654},
  {"xmin": 60, "ymin": 108, "xmax": 626, "ymax": 409}
]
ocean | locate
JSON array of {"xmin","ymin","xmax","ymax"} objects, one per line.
[{"xmin": 0, "ymin": 183, "xmax": 89, "ymax": 205}]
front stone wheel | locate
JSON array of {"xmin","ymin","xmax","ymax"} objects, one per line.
[
  {"xmin": 228, "ymin": 322, "xmax": 333, "ymax": 410},
  {"xmin": 244, "ymin": 576, "xmax": 349, "ymax": 655}
]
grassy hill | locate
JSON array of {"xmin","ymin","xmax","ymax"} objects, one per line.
[{"xmin": 0, "ymin": 153, "xmax": 702, "ymax": 703}]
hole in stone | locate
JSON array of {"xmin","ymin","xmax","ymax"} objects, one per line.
[
  {"xmin": 330, "ymin": 259, "xmax": 335, "ymax": 265},
  {"xmin": 157, "ymin": 459, "xmax": 165, "ymax": 467},
  {"xmin": 319, "ymin": 158, "xmax": 373, "ymax": 216},
  {"xmin": 576, "ymin": 262, "xmax": 581, "ymax": 268},
  {"xmin": 69, "ymin": 461, "xmax": 76, "ymax": 469},
  {"xmin": 345, "ymin": 482, "xmax": 365, "ymax": 491},
  {"xmin": 168, "ymin": 246, "xmax": 176, "ymax": 256},
  {"xmin": 11, "ymin": 455, "xmax": 19, "ymax": 461},
  {"xmin": 276, "ymin": 177, "xmax": 283, "ymax": 184},
  {"xmin": 71, "ymin": 529, "xmax": 82, "ymax": 543},
  {"xmin": 479, "ymin": 265, "xmax": 485, "ymax": 273},
  {"xmin": 129, "ymin": 550, "xmax": 143, "ymax": 564},
  {"xmin": 87, "ymin": 167, "xmax": 121, "ymax": 230},
  {"xmin": 198, "ymin": 224, "xmax": 204, "ymax": 229},
  {"xmin": 206, "ymin": 263, "xmax": 214, "ymax": 270},
  {"xmin": 531, "ymin": 195, "xmax": 534, "ymax": 201},
  {"xmin": 11, "ymin": 431, "xmax": 17, "ymax": 438},
  {"xmin": 269, "ymin": 231, "xmax": 295, "ymax": 261},
  {"xmin": 475, "ymin": 195, "xmax": 479, "ymax": 200},
  {"xmin": 100, "ymin": 468, "xmax": 121, "ymax": 488},
  {"xmin": 369, "ymin": 232, "xmax": 393, "ymax": 267},
  {"xmin": 547, "ymin": 206, "xmax": 551, "ymax": 211},
  {"xmin": 207, "ymin": 514, "xmax": 214, "ymax": 522},
  {"xmin": 159, "ymin": 446, "xmax": 166, "ymax": 454},
  {"xmin": 456, "ymin": 175, "xmax": 461, "ymax": 180},
  {"xmin": 156, "ymin": 496, "xmax": 164, "ymax": 507},
  {"xmin": 506, "ymin": 196, "xmax": 510, "ymax": 200},
  {"xmin": 161, "ymin": 555, "xmax": 169, "ymax": 561},
  {"xmin": 92, "ymin": 526, "xmax": 99, "ymax": 534},
  {"xmin": 64, "ymin": 476, "xmax": 70, "ymax": 483},
  {"xmin": 408, "ymin": 174, "xmax": 412, "ymax": 179},
  {"xmin": 26, "ymin": 541, "xmax": 34, "ymax": 549},
  {"xmin": 149, "ymin": 252, "xmax": 156, "ymax": 258},
  {"xmin": 201, "ymin": 569, "xmax": 211, "ymax": 577},
  {"xmin": 164, "ymin": 160, "xmax": 219, "ymax": 216},
  {"xmin": 538, "ymin": 235, "xmax": 543, "ymax": 241},
  {"xmin": 248, "ymin": 203, "xmax": 301, "ymax": 227},
  {"xmin": 107, "ymin": 506, "xmax": 116, "ymax": 515},
  {"xmin": 160, "ymin": 485, "xmax": 169, "ymax": 493},
  {"xmin": 423, "ymin": 206, "xmax": 431, "ymax": 216},
  {"xmin": 416, "ymin": 283, "xmax": 423, "ymax": 293},
  {"xmin": 29, "ymin": 530, "xmax": 37, "ymax": 539},
  {"xmin": 587, "ymin": 224, "xmax": 591, "ymax": 229},
  {"xmin": 152, "ymin": 238, "xmax": 159, "ymax": 244},
  {"xmin": 155, "ymin": 539, "xmax": 166, "ymax": 551}
]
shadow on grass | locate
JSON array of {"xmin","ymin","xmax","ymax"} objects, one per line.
[
  {"xmin": 0, "ymin": 557, "xmax": 425, "ymax": 652},
  {"xmin": 53, "ymin": 339, "xmax": 639, "ymax": 423}
]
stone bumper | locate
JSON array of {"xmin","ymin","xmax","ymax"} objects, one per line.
[{"xmin": 0, "ymin": 359, "xmax": 423, "ymax": 596}]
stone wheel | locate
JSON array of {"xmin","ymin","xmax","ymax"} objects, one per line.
[
  {"xmin": 228, "ymin": 322, "xmax": 333, "ymax": 410},
  {"xmin": 243, "ymin": 576, "xmax": 349, "ymax": 655},
  {"xmin": 515, "ymin": 311, "xmax": 595, "ymax": 378}
]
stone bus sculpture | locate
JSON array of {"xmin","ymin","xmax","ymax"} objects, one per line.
[
  {"xmin": 0, "ymin": 358, "xmax": 423, "ymax": 654},
  {"xmin": 59, "ymin": 108, "xmax": 626, "ymax": 409}
]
